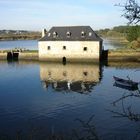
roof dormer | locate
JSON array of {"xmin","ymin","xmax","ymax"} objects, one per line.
[
  {"xmin": 66, "ymin": 31, "xmax": 71, "ymax": 38},
  {"xmin": 81, "ymin": 31, "xmax": 86, "ymax": 37},
  {"xmin": 89, "ymin": 32, "xmax": 92, "ymax": 36},
  {"xmin": 53, "ymin": 31, "xmax": 58, "ymax": 38}
]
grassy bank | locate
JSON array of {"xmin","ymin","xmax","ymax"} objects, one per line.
[{"xmin": 108, "ymin": 49, "xmax": 140, "ymax": 62}]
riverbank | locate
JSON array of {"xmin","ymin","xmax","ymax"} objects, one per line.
[
  {"xmin": 108, "ymin": 49, "xmax": 140, "ymax": 62},
  {"xmin": 0, "ymin": 50, "xmax": 140, "ymax": 62},
  {"xmin": 0, "ymin": 51, "xmax": 38, "ymax": 61},
  {"xmin": 0, "ymin": 30, "xmax": 41, "ymax": 41}
]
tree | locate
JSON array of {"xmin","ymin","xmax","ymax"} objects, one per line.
[
  {"xmin": 116, "ymin": 0, "xmax": 140, "ymax": 24},
  {"xmin": 127, "ymin": 25, "xmax": 140, "ymax": 41}
]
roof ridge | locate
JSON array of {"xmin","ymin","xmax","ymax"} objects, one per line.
[{"xmin": 52, "ymin": 26, "xmax": 90, "ymax": 28}]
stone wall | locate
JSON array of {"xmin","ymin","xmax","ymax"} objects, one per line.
[
  {"xmin": 0, "ymin": 53, "xmax": 7, "ymax": 60},
  {"xmin": 19, "ymin": 52, "xmax": 38, "ymax": 60},
  {"xmin": 38, "ymin": 41, "xmax": 101, "ymax": 62}
]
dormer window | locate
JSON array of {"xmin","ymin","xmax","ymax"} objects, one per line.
[
  {"xmin": 53, "ymin": 32, "xmax": 57, "ymax": 38},
  {"xmin": 66, "ymin": 31, "xmax": 71, "ymax": 38},
  {"xmin": 89, "ymin": 32, "xmax": 92, "ymax": 36},
  {"xmin": 81, "ymin": 31, "xmax": 86, "ymax": 37},
  {"xmin": 48, "ymin": 33, "xmax": 51, "ymax": 37}
]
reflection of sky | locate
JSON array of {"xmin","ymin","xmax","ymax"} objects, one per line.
[{"xmin": 0, "ymin": 62, "xmax": 140, "ymax": 139}]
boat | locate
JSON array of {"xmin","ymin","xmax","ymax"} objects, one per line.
[
  {"xmin": 113, "ymin": 82, "xmax": 138, "ymax": 91},
  {"xmin": 113, "ymin": 76, "xmax": 139, "ymax": 89}
]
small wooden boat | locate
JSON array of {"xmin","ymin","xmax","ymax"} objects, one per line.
[
  {"xmin": 113, "ymin": 82, "xmax": 138, "ymax": 91},
  {"xmin": 113, "ymin": 76, "xmax": 139, "ymax": 89}
]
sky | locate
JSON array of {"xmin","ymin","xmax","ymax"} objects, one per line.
[{"xmin": 0, "ymin": 0, "xmax": 128, "ymax": 31}]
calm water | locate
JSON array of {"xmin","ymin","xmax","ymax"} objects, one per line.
[
  {"xmin": 0, "ymin": 39, "xmax": 126, "ymax": 51},
  {"xmin": 103, "ymin": 39, "xmax": 127, "ymax": 50},
  {"xmin": 0, "ymin": 40, "xmax": 38, "ymax": 50},
  {"xmin": 0, "ymin": 61, "xmax": 140, "ymax": 140}
]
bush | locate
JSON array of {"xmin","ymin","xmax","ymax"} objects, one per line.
[
  {"xmin": 107, "ymin": 31, "xmax": 122, "ymax": 37},
  {"xmin": 127, "ymin": 25, "xmax": 140, "ymax": 42},
  {"xmin": 137, "ymin": 37, "xmax": 140, "ymax": 43},
  {"xmin": 128, "ymin": 40, "xmax": 140, "ymax": 49}
]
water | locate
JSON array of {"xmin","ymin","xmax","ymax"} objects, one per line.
[
  {"xmin": 103, "ymin": 39, "xmax": 127, "ymax": 50},
  {"xmin": 0, "ymin": 61, "xmax": 140, "ymax": 140},
  {"xmin": 0, "ymin": 39, "xmax": 126, "ymax": 51},
  {"xmin": 0, "ymin": 40, "xmax": 38, "ymax": 50}
]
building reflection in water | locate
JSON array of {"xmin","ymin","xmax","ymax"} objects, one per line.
[{"xmin": 40, "ymin": 63, "xmax": 103, "ymax": 94}]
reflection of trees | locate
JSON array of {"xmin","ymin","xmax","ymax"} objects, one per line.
[
  {"xmin": 110, "ymin": 99, "xmax": 140, "ymax": 122},
  {"xmin": 108, "ymin": 87, "xmax": 140, "ymax": 140},
  {"xmin": 112, "ymin": 90, "xmax": 140, "ymax": 106},
  {"xmin": 73, "ymin": 115, "xmax": 99, "ymax": 140},
  {"xmin": 0, "ymin": 115, "xmax": 100, "ymax": 140},
  {"xmin": 109, "ymin": 88, "xmax": 140, "ymax": 121}
]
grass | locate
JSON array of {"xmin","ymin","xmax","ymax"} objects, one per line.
[{"xmin": 0, "ymin": 50, "xmax": 38, "ymax": 53}]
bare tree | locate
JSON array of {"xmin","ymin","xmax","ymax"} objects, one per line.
[{"xmin": 116, "ymin": 0, "xmax": 140, "ymax": 24}]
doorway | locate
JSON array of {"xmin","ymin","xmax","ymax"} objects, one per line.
[{"xmin": 62, "ymin": 57, "xmax": 66, "ymax": 64}]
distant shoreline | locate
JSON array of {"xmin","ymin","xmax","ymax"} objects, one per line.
[
  {"xmin": 102, "ymin": 36, "xmax": 128, "ymax": 44},
  {"xmin": 0, "ymin": 36, "xmax": 41, "ymax": 41}
]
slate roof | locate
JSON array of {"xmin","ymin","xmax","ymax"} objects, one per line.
[{"xmin": 39, "ymin": 26, "xmax": 102, "ymax": 41}]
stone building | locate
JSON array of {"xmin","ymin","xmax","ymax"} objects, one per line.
[{"xmin": 38, "ymin": 26, "xmax": 103, "ymax": 62}]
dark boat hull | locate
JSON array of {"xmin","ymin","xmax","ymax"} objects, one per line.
[
  {"xmin": 113, "ymin": 76, "xmax": 138, "ymax": 89},
  {"xmin": 113, "ymin": 82, "xmax": 138, "ymax": 91}
]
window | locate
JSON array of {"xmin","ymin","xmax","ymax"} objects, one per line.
[
  {"xmin": 53, "ymin": 32, "xmax": 57, "ymax": 38},
  {"xmin": 48, "ymin": 71, "xmax": 51, "ymax": 76},
  {"xmin": 89, "ymin": 32, "xmax": 92, "ymax": 36},
  {"xmin": 83, "ymin": 71, "xmax": 88, "ymax": 76},
  {"xmin": 66, "ymin": 31, "xmax": 71, "ymax": 38},
  {"xmin": 63, "ymin": 46, "xmax": 66, "ymax": 50},
  {"xmin": 63, "ymin": 71, "xmax": 67, "ymax": 77},
  {"xmin": 48, "ymin": 33, "xmax": 51, "ymax": 37},
  {"xmin": 83, "ymin": 47, "xmax": 87, "ymax": 51},
  {"xmin": 81, "ymin": 31, "xmax": 86, "ymax": 37},
  {"xmin": 48, "ymin": 46, "xmax": 51, "ymax": 50}
]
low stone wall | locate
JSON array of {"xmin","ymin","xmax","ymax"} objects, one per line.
[
  {"xmin": 0, "ymin": 53, "xmax": 7, "ymax": 60},
  {"xmin": 19, "ymin": 52, "xmax": 38, "ymax": 60},
  {"xmin": 0, "ymin": 52, "xmax": 39, "ymax": 61}
]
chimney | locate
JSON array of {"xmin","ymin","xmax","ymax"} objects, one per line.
[{"xmin": 42, "ymin": 29, "xmax": 47, "ymax": 37}]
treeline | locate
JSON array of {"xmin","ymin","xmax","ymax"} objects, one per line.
[
  {"xmin": 0, "ymin": 30, "xmax": 41, "ymax": 41},
  {"xmin": 96, "ymin": 26, "xmax": 128, "ymax": 38},
  {"xmin": 97, "ymin": 25, "xmax": 140, "ymax": 49}
]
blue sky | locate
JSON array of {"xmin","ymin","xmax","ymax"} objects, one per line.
[{"xmin": 0, "ymin": 0, "xmax": 128, "ymax": 31}]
